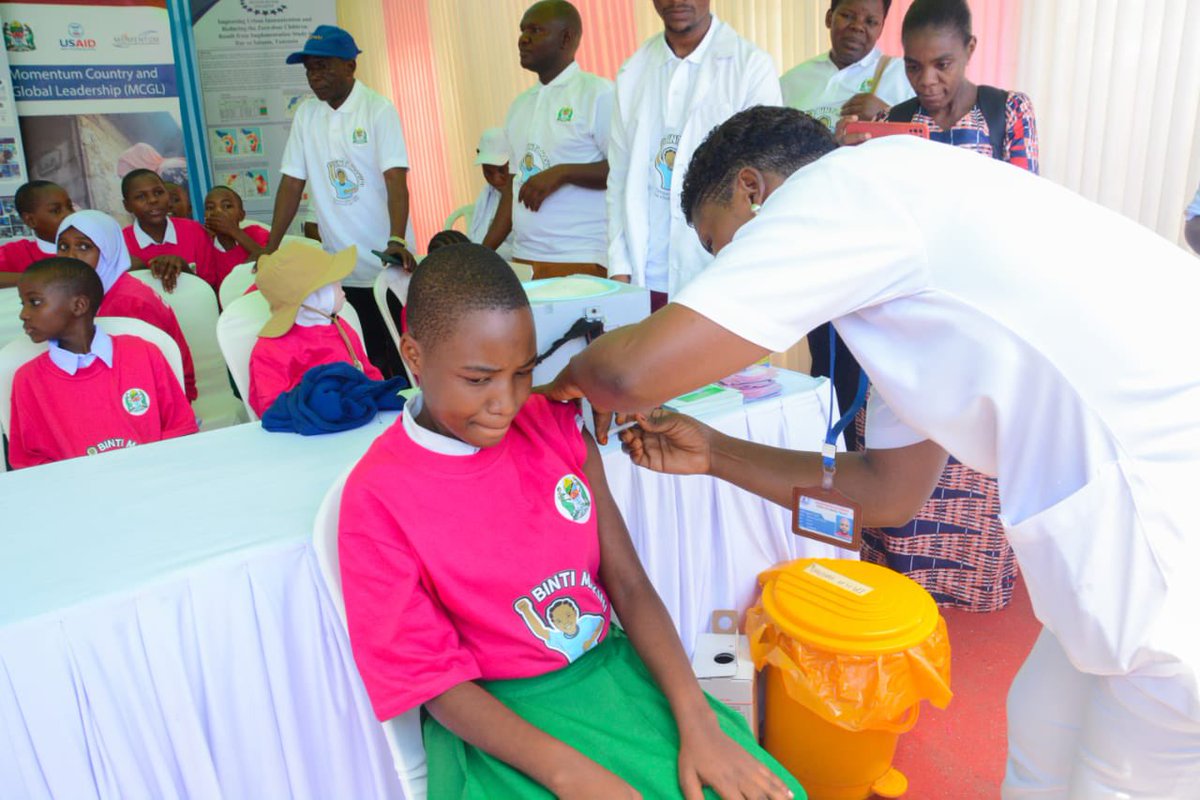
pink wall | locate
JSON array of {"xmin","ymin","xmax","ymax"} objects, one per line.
[{"xmin": 573, "ymin": 0, "xmax": 640, "ymax": 80}]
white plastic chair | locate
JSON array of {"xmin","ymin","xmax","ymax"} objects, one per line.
[
  {"xmin": 129, "ymin": 271, "xmax": 246, "ymax": 431},
  {"xmin": 371, "ymin": 266, "xmax": 416, "ymax": 387},
  {"xmin": 313, "ymin": 471, "xmax": 428, "ymax": 800},
  {"xmin": 0, "ymin": 316, "xmax": 185, "ymax": 444},
  {"xmin": 443, "ymin": 204, "xmax": 473, "ymax": 232},
  {"xmin": 507, "ymin": 261, "xmax": 534, "ymax": 282},
  {"xmin": 218, "ymin": 262, "xmax": 257, "ymax": 309},
  {"xmin": 0, "ymin": 287, "xmax": 22, "ymax": 353},
  {"xmin": 280, "ymin": 233, "xmax": 323, "ymax": 249},
  {"xmin": 216, "ymin": 291, "xmax": 363, "ymax": 421}
]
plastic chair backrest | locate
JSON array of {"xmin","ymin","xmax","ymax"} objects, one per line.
[
  {"xmin": 130, "ymin": 271, "xmax": 245, "ymax": 430},
  {"xmin": 507, "ymin": 261, "xmax": 534, "ymax": 282},
  {"xmin": 216, "ymin": 291, "xmax": 364, "ymax": 421},
  {"xmin": 280, "ymin": 233, "xmax": 323, "ymax": 249},
  {"xmin": 219, "ymin": 262, "xmax": 256, "ymax": 309},
  {"xmin": 312, "ymin": 471, "xmax": 429, "ymax": 800},
  {"xmin": 443, "ymin": 204, "xmax": 473, "ymax": 232},
  {"xmin": 0, "ymin": 287, "xmax": 22, "ymax": 354},
  {"xmin": 371, "ymin": 266, "xmax": 415, "ymax": 387},
  {"xmin": 0, "ymin": 316, "xmax": 184, "ymax": 439}
]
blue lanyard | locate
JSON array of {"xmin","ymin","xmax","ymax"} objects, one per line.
[{"xmin": 821, "ymin": 328, "xmax": 869, "ymax": 489}]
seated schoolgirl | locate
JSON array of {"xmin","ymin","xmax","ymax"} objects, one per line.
[
  {"xmin": 0, "ymin": 180, "xmax": 74, "ymax": 288},
  {"xmin": 203, "ymin": 185, "xmax": 269, "ymax": 291},
  {"xmin": 248, "ymin": 243, "xmax": 382, "ymax": 417},
  {"xmin": 120, "ymin": 168, "xmax": 217, "ymax": 292},
  {"xmin": 9, "ymin": 258, "xmax": 196, "ymax": 469},
  {"xmin": 57, "ymin": 210, "xmax": 197, "ymax": 401},
  {"xmin": 338, "ymin": 244, "xmax": 802, "ymax": 799}
]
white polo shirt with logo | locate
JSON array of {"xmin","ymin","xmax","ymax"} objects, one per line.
[
  {"xmin": 781, "ymin": 47, "xmax": 913, "ymax": 131},
  {"xmin": 504, "ymin": 62, "xmax": 613, "ymax": 265},
  {"xmin": 281, "ymin": 79, "xmax": 414, "ymax": 287}
]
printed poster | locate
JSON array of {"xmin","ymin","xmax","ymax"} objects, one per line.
[
  {"xmin": 0, "ymin": 41, "xmax": 28, "ymax": 238},
  {"xmin": 191, "ymin": 0, "xmax": 335, "ymax": 230},
  {"xmin": 0, "ymin": 0, "xmax": 189, "ymax": 225}
]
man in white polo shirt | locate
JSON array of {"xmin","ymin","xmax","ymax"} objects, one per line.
[
  {"xmin": 607, "ymin": 0, "xmax": 781, "ymax": 310},
  {"xmin": 481, "ymin": 1, "xmax": 612, "ymax": 279},
  {"xmin": 268, "ymin": 25, "xmax": 415, "ymax": 377}
]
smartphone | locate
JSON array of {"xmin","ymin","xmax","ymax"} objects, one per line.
[
  {"xmin": 843, "ymin": 120, "xmax": 930, "ymax": 140},
  {"xmin": 371, "ymin": 248, "xmax": 404, "ymax": 266}
]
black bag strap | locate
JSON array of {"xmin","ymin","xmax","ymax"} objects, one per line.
[
  {"xmin": 976, "ymin": 85, "xmax": 1009, "ymax": 161},
  {"xmin": 887, "ymin": 87, "xmax": 1009, "ymax": 161}
]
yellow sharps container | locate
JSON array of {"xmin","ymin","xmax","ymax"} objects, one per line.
[{"xmin": 747, "ymin": 559, "xmax": 953, "ymax": 800}]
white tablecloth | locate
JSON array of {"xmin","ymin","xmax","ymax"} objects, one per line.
[{"xmin": 0, "ymin": 372, "xmax": 848, "ymax": 798}]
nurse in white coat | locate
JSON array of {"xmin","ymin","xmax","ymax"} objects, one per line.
[
  {"xmin": 606, "ymin": 0, "xmax": 780, "ymax": 306},
  {"xmin": 550, "ymin": 106, "xmax": 1200, "ymax": 798}
]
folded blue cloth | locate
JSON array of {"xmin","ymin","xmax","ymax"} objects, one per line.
[{"xmin": 261, "ymin": 362, "xmax": 408, "ymax": 435}]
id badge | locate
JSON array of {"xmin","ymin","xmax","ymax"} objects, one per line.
[{"xmin": 792, "ymin": 486, "xmax": 863, "ymax": 551}]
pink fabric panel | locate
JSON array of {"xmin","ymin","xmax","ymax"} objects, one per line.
[
  {"xmin": 572, "ymin": 0, "xmax": 640, "ymax": 80},
  {"xmin": 878, "ymin": 0, "xmax": 1021, "ymax": 88}
]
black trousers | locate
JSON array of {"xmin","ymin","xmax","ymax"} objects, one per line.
[
  {"xmin": 807, "ymin": 322, "xmax": 864, "ymax": 451},
  {"xmin": 343, "ymin": 285, "xmax": 405, "ymax": 381}
]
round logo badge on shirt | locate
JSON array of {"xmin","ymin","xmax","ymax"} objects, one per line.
[
  {"xmin": 554, "ymin": 474, "xmax": 592, "ymax": 523},
  {"xmin": 122, "ymin": 387, "xmax": 151, "ymax": 416},
  {"xmin": 86, "ymin": 446, "xmax": 99, "ymax": 456}
]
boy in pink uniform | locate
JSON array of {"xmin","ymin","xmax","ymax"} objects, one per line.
[
  {"xmin": 338, "ymin": 244, "xmax": 802, "ymax": 799},
  {"xmin": 248, "ymin": 243, "xmax": 381, "ymax": 417},
  {"xmin": 0, "ymin": 181, "xmax": 73, "ymax": 288},
  {"xmin": 57, "ymin": 210, "xmax": 198, "ymax": 401},
  {"xmin": 8, "ymin": 258, "xmax": 197, "ymax": 469},
  {"xmin": 120, "ymin": 169, "xmax": 218, "ymax": 291},
  {"xmin": 203, "ymin": 186, "xmax": 269, "ymax": 290}
]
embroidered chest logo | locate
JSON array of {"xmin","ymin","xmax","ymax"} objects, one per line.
[
  {"xmin": 554, "ymin": 474, "xmax": 591, "ymax": 523},
  {"xmin": 858, "ymin": 78, "xmax": 875, "ymax": 93},
  {"xmin": 351, "ymin": 127, "xmax": 368, "ymax": 144},
  {"xmin": 326, "ymin": 159, "xmax": 364, "ymax": 203},
  {"xmin": 122, "ymin": 388, "xmax": 150, "ymax": 416},
  {"xmin": 556, "ymin": 106, "xmax": 574, "ymax": 122}
]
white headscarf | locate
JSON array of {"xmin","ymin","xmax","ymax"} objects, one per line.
[
  {"xmin": 295, "ymin": 284, "xmax": 338, "ymax": 327},
  {"xmin": 57, "ymin": 210, "xmax": 131, "ymax": 293}
]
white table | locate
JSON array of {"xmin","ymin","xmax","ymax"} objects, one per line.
[{"xmin": 0, "ymin": 372, "xmax": 847, "ymax": 798}]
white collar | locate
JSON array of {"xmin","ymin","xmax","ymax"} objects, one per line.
[
  {"xmin": 827, "ymin": 46, "xmax": 883, "ymax": 74},
  {"xmin": 540, "ymin": 60, "xmax": 580, "ymax": 89},
  {"xmin": 35, "ymin": 236, "xmax": 56, "ymax": 255},
  {"xmin": 330, "ymin": 80, "xmax": 363, "ymax": 114},
  {"xmin": 133, "ymin": 217, "xmax": 178, "ymax": 248},
  {"xmin": 48, "ymin": 327, "xmax": 114, "ymax": 375},
  {"xmin": 660, "ymin": 14, "xmax": 720, "ymax": 66},
  {"xmin": 402, "ymin": 393, "xmax": 480, "ymax": 456}
]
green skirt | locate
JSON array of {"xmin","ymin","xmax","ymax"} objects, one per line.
[{"xmin": 423, "ymin": 629, "xmax": 806, "ymax": 799}]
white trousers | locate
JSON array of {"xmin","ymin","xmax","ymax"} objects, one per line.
[{"xmin": 1003, "ymin": 629, "xmax": 1200, "ymax": 799}]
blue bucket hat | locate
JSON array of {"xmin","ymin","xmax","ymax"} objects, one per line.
[{"xmin": 285, "ymin": 25, "xmax": 362, "ymax": 64}]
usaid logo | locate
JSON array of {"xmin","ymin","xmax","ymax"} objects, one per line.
[{"xmin": 60, "ymin": 22, "xmax": 96, "ymax": 50}]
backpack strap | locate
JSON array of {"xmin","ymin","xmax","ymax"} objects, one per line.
[
  {"xmin": 868, "ymin": 55, "xmax": 891, "ymax": 96},
  {"xmin": 886, "ymin": 97, "xmax": 920, "ymax": 123},
  {"xmin": 976, "ymin": 85, "xmax": 1009, "ymax": 161}
]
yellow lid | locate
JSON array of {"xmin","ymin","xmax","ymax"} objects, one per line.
[{"xmin": 759, "ymin": 559, "xmax": 940, "ymax": 655}]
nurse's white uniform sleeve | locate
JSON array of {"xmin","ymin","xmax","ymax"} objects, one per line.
[
  {"xmin": 673, "ymin": 159, "xmax": 925, "ymax": 354},
  {"xmin": 605, "ymin": 84, "xmax": 634, "ymax": 279},
  {"xmin": 864, "ymin": 391, "xmax": 926, "ymax": 449},
  {"xmin": 742, "ymin": 49, "xmax": 783, "ymax": 107}
]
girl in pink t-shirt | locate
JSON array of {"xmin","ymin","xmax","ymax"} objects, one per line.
[{"xmin": 338, "ymin": 245, "xmax": 801, "ymax": 799}]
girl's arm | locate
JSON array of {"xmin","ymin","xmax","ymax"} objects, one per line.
[
  {"xmin": 582, "ymin": 432, "xmax": 793, "ymax": 800},
  {"xmin": 425, "ymin": 682, "xmax": 640, "ymax": 799}
]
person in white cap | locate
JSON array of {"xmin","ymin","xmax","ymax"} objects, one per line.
[
  {"xmin": 467, "ymin": 128, "xmax": 513, "ymax": 261},
  {"xmin": 482, "ymin": 1, "xmax": 613, "ymax": 279},
  {"xmin": 268, "ymin": 24, "xmax": 414, "ymax": 378}
]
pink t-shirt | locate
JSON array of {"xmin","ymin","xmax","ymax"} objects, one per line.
[
  {"xmin": 99, "ymin": 271, "xmax": 197, "ymax": 401},
  {"xmin": 211, "ymin": 224, "xmax": 269, "ymax": 290},
  {"xmin": 123, "ymin": 218, "xmax": 218, "ymax": 289},
  {"xmin": 247, "ymin": 318, "xmax": 382, "ymax": 416},
  {"xmin": 0, "ymin": 238, "xmax": 53, "ymax": 274},
  {"xmin": 339, "ymin": 394, "xmax": 611, "ymax": 720},
  {"xmin": 7, "ymin": 334, "xmax": 198, "ymax": 469}
]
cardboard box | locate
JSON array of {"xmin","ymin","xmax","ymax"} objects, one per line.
[{"xmin": 692, "ymin": 631, "xmax": 757, "ymax": 739}]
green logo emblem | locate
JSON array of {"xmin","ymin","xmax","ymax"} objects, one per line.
[
  {"xmin": 554, "ymin": 474, "xmax": 591, "ymax": 523},
  {"xmin": 556, "ymin": 106, "xmax": 573, "ymax": 122}
]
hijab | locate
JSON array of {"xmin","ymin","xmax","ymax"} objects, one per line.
[{"xmin": 56, "ymin": 210, "xmax": 131, "ymax": 293}]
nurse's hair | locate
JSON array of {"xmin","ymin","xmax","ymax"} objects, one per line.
[
  {"xmin": 681, "ymin": 106, "xmax": 837, "ymax": 225},
  {"xmin": 21, "ymin": 257, "xmax": 104, "ymax": 316},
  {"xmin": 902, "ymin": 0, "xmax": 972, "ymax": 45},
  {"xmin": 406, "ymin": 243, "xmax": 529, "ymax": 347},
  {"xmin": 831, "ymin": 0, "xmax": 892, "ymax": 16}
]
